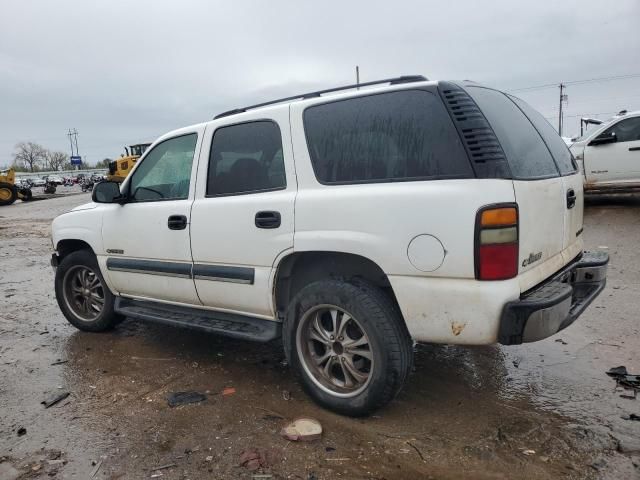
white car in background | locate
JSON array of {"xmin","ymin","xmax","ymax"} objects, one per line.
[{"xmin": 569, "ymin": 110, "xmax": 640, "ymax": 193}]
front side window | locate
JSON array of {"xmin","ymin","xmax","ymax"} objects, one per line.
[
  {"xmin": 467, "ymin": 87, "xmax": 559, "ymax": 180},
  {"xmin": 207, "ymin": 121, "xmax": 286, "ymax": 196},
  {"xmin": 129, "ymin": 134, "xmax": 197, "ymax": 202},
  {"xmin": 304, "ymin": 90, "xmax": 472, "ymax": 184},
  {"xmin": 601, "ymin": 117, "xmax": 640, "ymax": 143}
]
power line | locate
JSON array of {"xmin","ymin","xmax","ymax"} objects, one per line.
[{"xmin": 508, "ymin": 73, "xmax": 640, "ymax": 93}]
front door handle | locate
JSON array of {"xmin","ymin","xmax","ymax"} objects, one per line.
[
  {"xmin": 566, "ymin": 189, "xmax": 576, "ymax": 209},
  {"xmin": 255, "ymin": 211, "xmax": 281, "ymax": 229},
  {"xmin": 629, "ymin": 147, "xmax": 640, "ymax": 151},
  {"xmin": 167, "ymin": 215, "xmax": 187, "ymax": 230}
]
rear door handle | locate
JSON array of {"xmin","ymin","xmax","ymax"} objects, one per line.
[
  {"xmin": 255, "ymin": 211, "xmax": 281, "ymax": 229},
  {"xmin": 167, "ymin": 215, "xmax": 187, "ymax": 230},
  {"xmin": 629, "ymin": 147, "xmax": 640, "ymax": 151},
  {"xmin": 566, "ymin": 189, "xmax": 576, "ymax": 209}
]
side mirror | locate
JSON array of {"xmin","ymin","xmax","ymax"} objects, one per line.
[
  {"xmin": 92, "ymin": 181, "xmax": 123, "ymax": 204},
  {"xmin": 589, "ymin": 131, "xmax": 617, "ymax": 146}
]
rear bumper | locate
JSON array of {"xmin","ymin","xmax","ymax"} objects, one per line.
[{"xmin": 498, "ymin": 250, "xmax": 608, "ymax": 345}]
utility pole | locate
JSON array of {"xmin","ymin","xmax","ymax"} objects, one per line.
[
  {"xmin": 67, "ymin": 128, "xmax": 79, "ymax": 157},
  {"xmin": 558, "ymin": 84, "xmax": 567, "ymax": 136},
  {"xmin": 67, "ymin": 128, "xmax": 80, "ymax": 170},
  {"xmin": 356, "ymin": 65, "xmax": 360, "ymax": 90}
]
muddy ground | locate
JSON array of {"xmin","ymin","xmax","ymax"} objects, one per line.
[{"xmin": 1, "ymin": 193, "xmax": 639, "ymax": 479}]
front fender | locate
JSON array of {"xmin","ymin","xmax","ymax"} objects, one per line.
[{"xmin": 52, "ymin": 208, "xmax": 104, "ymax": 254}]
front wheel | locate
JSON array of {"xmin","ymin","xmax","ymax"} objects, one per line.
[
  {"xmin": 55, "ymin": 249, "xmax": 123, "ymax": 331},
  {"xmin": 284, "ymin": 280, "xmax": 413, "ymax": 416},
  {"xmin": 0, "ymin": 182, "xmax": 18, "ymax": 206}
]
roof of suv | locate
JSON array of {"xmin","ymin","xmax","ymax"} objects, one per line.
[
  {"xmin": 213, "ymin": 75, "xmax": 433, "ymax": 120},
  {"xmin": 155, "ymin": 75, "xmax": 447, "ymax": 145}
]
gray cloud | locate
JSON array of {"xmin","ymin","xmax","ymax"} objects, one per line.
[{"xmin": 1, "ymin": 0, "xmax": 639, "ymax": 166}]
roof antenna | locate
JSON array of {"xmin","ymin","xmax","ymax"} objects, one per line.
[{"xmin": 356, "ymin": 66, "xmax": 360, "ymax": 90}]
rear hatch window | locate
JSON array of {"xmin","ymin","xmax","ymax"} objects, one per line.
[
  {"xmin": 508, "ymin": 95, "xmax": 578, "ymax": 175},
  {"xmin": 465, "ymin": 86, "xmax": 559, "ymax": 179}
]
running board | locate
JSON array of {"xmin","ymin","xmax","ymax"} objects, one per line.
[{"xmin": 114, "ymin": 298, "xmax": 281, "ymax": 342}]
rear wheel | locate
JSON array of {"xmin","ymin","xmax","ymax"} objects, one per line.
[
  {"xmin": 284, "ymin": 279, "xmax": 413, "ymax": 416},
  {"xmin": 55, "ymin": 250, "xmax": 123, "ymax": 331},
  {"xmin": 0, "ymin": 182, "xmax": 18, "ymax": 206}
]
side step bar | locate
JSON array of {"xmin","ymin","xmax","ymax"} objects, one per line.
[{"xmin": 114, "ymin": 297, "xmax": 281, "ymax": 343}]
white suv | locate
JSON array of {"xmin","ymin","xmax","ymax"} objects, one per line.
[{"xmin": 51, "ymin": 76, "xmax": 608, "ymax": 416}]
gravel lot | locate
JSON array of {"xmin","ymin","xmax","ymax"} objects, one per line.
[{"xmin": 1, "ymin": 193, "xmax": 639, "ymax": 479}]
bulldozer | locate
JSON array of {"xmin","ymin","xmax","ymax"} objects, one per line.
[
  {"xmin": 107, "ymin": 143, "xmax": 152, "ymax": 182},
  {"xmin": 0, "ymin": 168, "xmax": 33, "ymax": 206}
]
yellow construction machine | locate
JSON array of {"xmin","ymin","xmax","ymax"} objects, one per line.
[
  {"xmin": 107, "ymin": 143, "xmax": 152, "ymax": 182},
  {"xmin": 0, "ymin": 168, "xmax": 33, "ymax": 205}
]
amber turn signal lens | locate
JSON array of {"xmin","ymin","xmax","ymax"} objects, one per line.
[{"xmin": 480, "ymin": 207, "xmax": 517, "ymax": 227}]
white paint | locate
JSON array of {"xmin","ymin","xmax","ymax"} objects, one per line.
[{"xmin": 51, "ymin": 78, "xmax": 595, "ymax": 345}]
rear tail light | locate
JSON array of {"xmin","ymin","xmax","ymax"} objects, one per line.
[{"xmin": 475, "ymin": 205, "xmax": 518, "ymax": 280}]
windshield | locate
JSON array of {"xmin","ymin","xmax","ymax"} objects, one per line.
[{"xmin": 573, "ymin": 123, "xmax": 607, "ymax": 142}]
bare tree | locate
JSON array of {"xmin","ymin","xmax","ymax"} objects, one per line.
[
  {"xmin": 94, "ymin": 158, "xmax": 112, "ymax": 169},
  {"xmin": 13, "ymin": 142, "xmax": 46, "ymax": 172},
  {"xmin": 45, "ymin": 150, "xmax": 68, "ymax": 171}
]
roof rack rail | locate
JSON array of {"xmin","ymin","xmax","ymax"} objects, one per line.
[{"xmin": 213, "ymin": 75, "xmax": 428, "ymax": 119}]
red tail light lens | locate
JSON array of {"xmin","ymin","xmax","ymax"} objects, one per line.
[{"xmin": 475, "ymin": 205, "xmax": 518, "ymax": 281}]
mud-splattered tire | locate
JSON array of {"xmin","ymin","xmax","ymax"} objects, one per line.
[
  {"xmin": 0, "ymin": 182, "xmax": 18, "ymax": 206},
  {"xmin": 55, "ymin": 249, "xmax": 123, "ymax": 332},
  {"xmin": 283, "ymin": 279, "xmax": 413, "ymax": 416}
]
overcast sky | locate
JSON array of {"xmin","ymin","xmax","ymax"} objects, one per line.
[{"xmin": 1, "ymin": 0, "xmax": 639, "ymax": 168}]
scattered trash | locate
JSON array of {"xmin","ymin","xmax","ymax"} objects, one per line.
[
  {"xmin": 222, "ymin": 387, "xmax": 236, "ymax": 396},
  {"xmin": 555, "ymin": 338, "xmax": 568, "ymax": 345},
  {"xmin": 151, "ymin": 463, "xmax": 176, "ymax": 472},
  {"xmin": 90, "ymin": 459, "xmax": 102, "ymax": 477},
  {"xmin": 50, "ymin": 360, "xmax": 68, "ymax": 366},
  {"xmin": 239, "ymin": 449, "xmax": 269, "ymax": 471},
  {"xmin": 31, "ymin": 464, "xmax": 42, "ymax": 472},
  {"xmin": 150, "ymin": 473, "xmax": 163, "ymax": 478},
  {"xmin": 282, "ymin": 390, "xmax": 291, "ymax": 401},
  {"xmin": 622, "ymin": 414, "xmax": 640, "ymax": 421},
  {"xmin": 512, "ymin": 359, "xmax": 520, "ymax": 368},
  {"xmin": 606, "ymin": 366, "xmax": 639, "ymax": 399},
  {"xmin": 281, "ymin": 417, "xmax": 322, "ymax": 441},
  {"xmin": 167, "ymin": 391, "xmax": 206, "ymax": 407},
  {"xmin": 17, "ymin": 427, "xmax": 26, "ymax": 436},
  {"xmin": 205, "ymin": 456, "xmax": 213, "ymax": 462},
  {"xmin": 325, "ymin": 446, "xmax": 336, "ymax": 452},
  {"xmin": 522, "ymin": 449, "xmax": 536, "ymax": 456},
  {"xmin": 41, "ymin": 392, "xmax": 70, "ymax": 408},
  {"xmin": 262, "ymin": 414, "xmax": 284, "ymax": 421}
]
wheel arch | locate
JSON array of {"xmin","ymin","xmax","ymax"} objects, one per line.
[
  {"xmin": 273, "ymin": 251, "xmax": 404, "ymax": 322},
  {"xmin": 56, "ymin": 239, "xmax": 95, "ymax": 260}
]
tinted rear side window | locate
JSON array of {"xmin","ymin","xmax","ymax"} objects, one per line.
[
  {"xmin": 304, "ymin": 90, "xmax": 472, "ymax": 184},
  {"xmin": 207, "ymin": 121, "xmax": 285, "ymax": 196},
  {"xmin": 466, "ymin": 87, "xmax": 559, "ymax": 180},
  {"xmin": 509, "ymin": 95, "xmax": 577, "ymax": 175}
]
